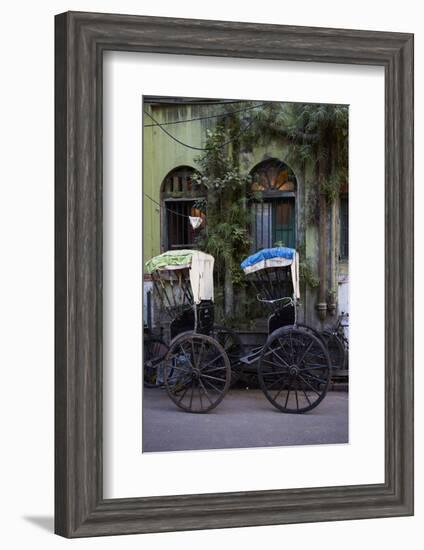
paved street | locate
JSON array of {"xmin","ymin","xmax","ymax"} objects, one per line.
[{"xmin": 143, "ymin": 388, "xmax": 348, "ymax": 452}]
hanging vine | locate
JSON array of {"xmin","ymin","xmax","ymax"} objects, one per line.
[
  {"xmin": 192, "ymin": 102, "xmax": 348, "ymax": 307},
  {"xmin": 192, "ymin": 117, "xmax": 252, "ymax": 320}
]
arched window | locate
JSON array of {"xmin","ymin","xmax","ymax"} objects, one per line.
[
  {"xmin": 161, "ymin": 166, "xmax": 206, "ymax": 250},
  {"xmin": 249, "ymin": 158, "xmax": 297, "ymax": 250}
]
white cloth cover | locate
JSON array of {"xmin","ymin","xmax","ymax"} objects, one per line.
[
  {"xmin": 189, "ymin": 250, "xmax": 214, "ymax": 303},
  {"xmin": 291, "ymin": 252, "xmax": 300, "ymax": 300}
]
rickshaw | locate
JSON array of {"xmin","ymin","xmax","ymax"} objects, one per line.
[
  {"xmin": 145, "ymin": 250, "xmax": 238, "ymax": 413},
  {"xmin": 240, "ymin": 247, "xmax": 332, "ymax": 413},
  {"xmin": 145, "ymin": 247, "xmax": 332, "ymax": 414}
]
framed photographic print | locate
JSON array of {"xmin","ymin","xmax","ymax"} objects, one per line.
[
  {"xmin": 141, "ymin": 96, "xmax": 350, "ymax": 452},
  {"xmin": 55, "ymin": 11, "xmax": 414, "ymax": 537}
]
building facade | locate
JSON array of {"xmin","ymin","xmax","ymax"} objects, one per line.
[{"xmin": 143, "ymin": 98, "xmax": 348, "ymax": 333}]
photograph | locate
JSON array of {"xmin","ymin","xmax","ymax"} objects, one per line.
[
  {"xmin": 0, "ymin": 0, "xmax": 416, "ymax": 545},
  {"xmin": 142, "ymin": 97, "xmax": 350, "ymax": 452}
]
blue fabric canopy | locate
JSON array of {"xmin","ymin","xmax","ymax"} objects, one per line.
[{"xmin": 240, "ymin": 247, "xmax": 296, "ymax": 270}]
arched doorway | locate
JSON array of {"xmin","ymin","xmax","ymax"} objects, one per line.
[{"xmin": 249, "ymin": 158, "xmax": 297, "ymax": 250}]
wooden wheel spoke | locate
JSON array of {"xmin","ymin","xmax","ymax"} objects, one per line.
[
  {"xmin": 169, "ymin": 377, "xmax": 190, "ymax": 397},
  {"xmin": 301, "ymin": 371, "xmax": 327, "ymax": 384},
  {"xmin": 284, "ymin": 387, "xmax": 291, "ymax": 408},
  {"xmin": 198, "ymin": 378, "xmax": 214, "ymax": 405},
  {"xmin": 267, "ymin": 375, "xmax": 287, "ymax": 389},
  {"xmin": 200, "ymin": 353, "xmax": 223, "ymax": 371},
  {"xmin": 273, "ymin": 383, "xmax": 289, "ymax": 401},
  {"xmin": 289, "ymin": 331, "xmax": 295, "ymax": 361},
  {"xmin": 269, "ymin": 348, "xmax": 290, "ymax": 367},
  {"xmin": 197, "ymin": 339, "xmax": 206, "ymax": 367},
  {"xmin": 298, "ymin": 374, "xmax": 321, "ymax": 396},
  {"xmin": 203, "ymin": 366, "xmax": 228, "ymax": 373},
  {"xmin": 198, "ymin": 383, "xmax": 203, "ymax": 409},
  {"xmin": 276, "ymin": 338, "xmax": 293, "ymax": 364},
  {"xmin": 191, "ymin": 339, "xmax": 197, "ymax": 368},
  {"xmin": 178, "ymin": 343, "xmax": 195, "ymax": 369},
  {"xmin": 201, "ymin": 373, "xmax": 227, "ymax": 383},
  {"xmin": 261, "ymin": 360, "xmax": 290, "ymax": 373},
  {"xmin": 167, "ymin": 363, "xmax": 191, "ymax": 373},
  {"xmin": 297, "ymin": 340, "xmax": 314, "ymax": 365},
  {"xmin": 176, "ymin": 383, "xmax": 190, "ymax": 403},
  {"xmin": 299, "ymin": 385, "xmax": 312, "ymax": 405},
  {"xmin": 174, "ymin": 374, "xmax": 191, "ymax": 386},
  {"xmin": 188, "ymin": 382, "xmax": 195, "ymax": 409},
  {"xmin": 201, "ymin": 376, "xmax": 222, "ymax": 395}
]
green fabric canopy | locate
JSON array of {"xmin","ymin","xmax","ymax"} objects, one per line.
[{"xmin": 145, "ymin": 250, "xmax": 195, "ymax": 273}]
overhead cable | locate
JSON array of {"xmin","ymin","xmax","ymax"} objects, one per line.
[
  {"xmin": 143, "ymin": 106, "xmax": 267, "ymax": 151},
  {"xmin": 143, "ymin": 102, "xmax": 268, "ymax": 128}
]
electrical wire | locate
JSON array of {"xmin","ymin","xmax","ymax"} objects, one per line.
[
  {"xmin": 143, "ymin": 102, "xmax": 269, "ymax": 128},
  {"xmin": 144, "ymin": 193, "xmax": 204, "ymax": 220},
  {"xmin": 143, "ymin": 105, "xmax": 268, "ymax": 151},
  {"xmin": 143, "ymin": 103, "xmax": 272, "ymax": 215}
]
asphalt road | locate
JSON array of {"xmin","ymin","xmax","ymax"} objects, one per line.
[{"xmin": 143, "ymin": 388, "xmax": 348, "ymax": 452}]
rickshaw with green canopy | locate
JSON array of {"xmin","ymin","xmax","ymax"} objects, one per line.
[{"xmin": 145, "ymin": 249, "xmax": 242, "ymax": 413}]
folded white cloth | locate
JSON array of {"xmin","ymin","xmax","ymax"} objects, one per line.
[{"xmin": 189, "ymin": 216, "xmax": 203, "ymax": 229}]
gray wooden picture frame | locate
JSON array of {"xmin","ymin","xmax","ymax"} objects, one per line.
[{"xmin": 55, "ymin": 11, "xmax": 414, "ymax": 538}]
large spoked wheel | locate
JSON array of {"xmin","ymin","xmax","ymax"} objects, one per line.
[
  {"xmin": 211, "ymin": 325, "xmax": 244, "ymax": 387},
  {"xmin": 321, "ymin": 331, "xmax": 347, "ymax": 370},
  {"xmin": 258, "ymin": 327, "xmax": 331, "ymax": 413},
  {"xmin": 143, "ymin": 336, "xmax": 169, "ymax": 388},
  {"xmin": 163, "ymin": 332, "xmax": 231, "ymax": 413}
]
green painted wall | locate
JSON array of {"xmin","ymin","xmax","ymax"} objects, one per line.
[{"xmin": 143, "ymin": 103, "xmax": 220, "ymax": 262}]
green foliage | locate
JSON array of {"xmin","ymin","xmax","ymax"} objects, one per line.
[
  {"xmin": 193, "ymin": 121, "xmax": 252, "ymax": 303},
  {"xmin": 304, "ymin": 182, "xmax": 320, "ymax": 226},
  {"xmin": 241, "ymin": 102, "xmax": 349, "ymax": 218},
  {"xmin": 321, "ymin": 174, "xmax": 341, "ymax": 204},
  {"xmin": 191, "ymin": 101, "xmax": 348, "ymax": 317},
  {"xmin": 300, "ymin": 259, "xmax": 320, "ymax": 290},
  {"xmin": 297, "ymin": 244, "xmax": 320, "ymax": 290},
  {"xmin": 327, "ymin": 288, "xmax": 337, "ymax": 303},
  {"xmin": 284, "ymin": 104, "xmax": 348, "ymax": 209}
]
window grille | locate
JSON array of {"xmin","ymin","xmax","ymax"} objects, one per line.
[
  {"xmin": 161, "ymin": 166, "xmax": 206, "ymax": 251},
  {"xmin": 249, "ymin": 158, "xmax": 297, "ymax": 251},
  {"xmin": 251, "ymin": 198, "xmax": 296, "ymax": 250},
  {"xmin": 165, "ymin": 200, "xmax": 201, "ymax": 249}
]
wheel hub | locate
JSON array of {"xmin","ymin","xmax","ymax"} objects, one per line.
[{"xmin": 289, "ymin": 365, "xmax": 299, "ymax": 376}]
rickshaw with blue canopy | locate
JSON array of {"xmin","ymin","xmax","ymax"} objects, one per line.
[{"xmin": 240, "ymin": 247, "xmax": 332, "ymax": 413}]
